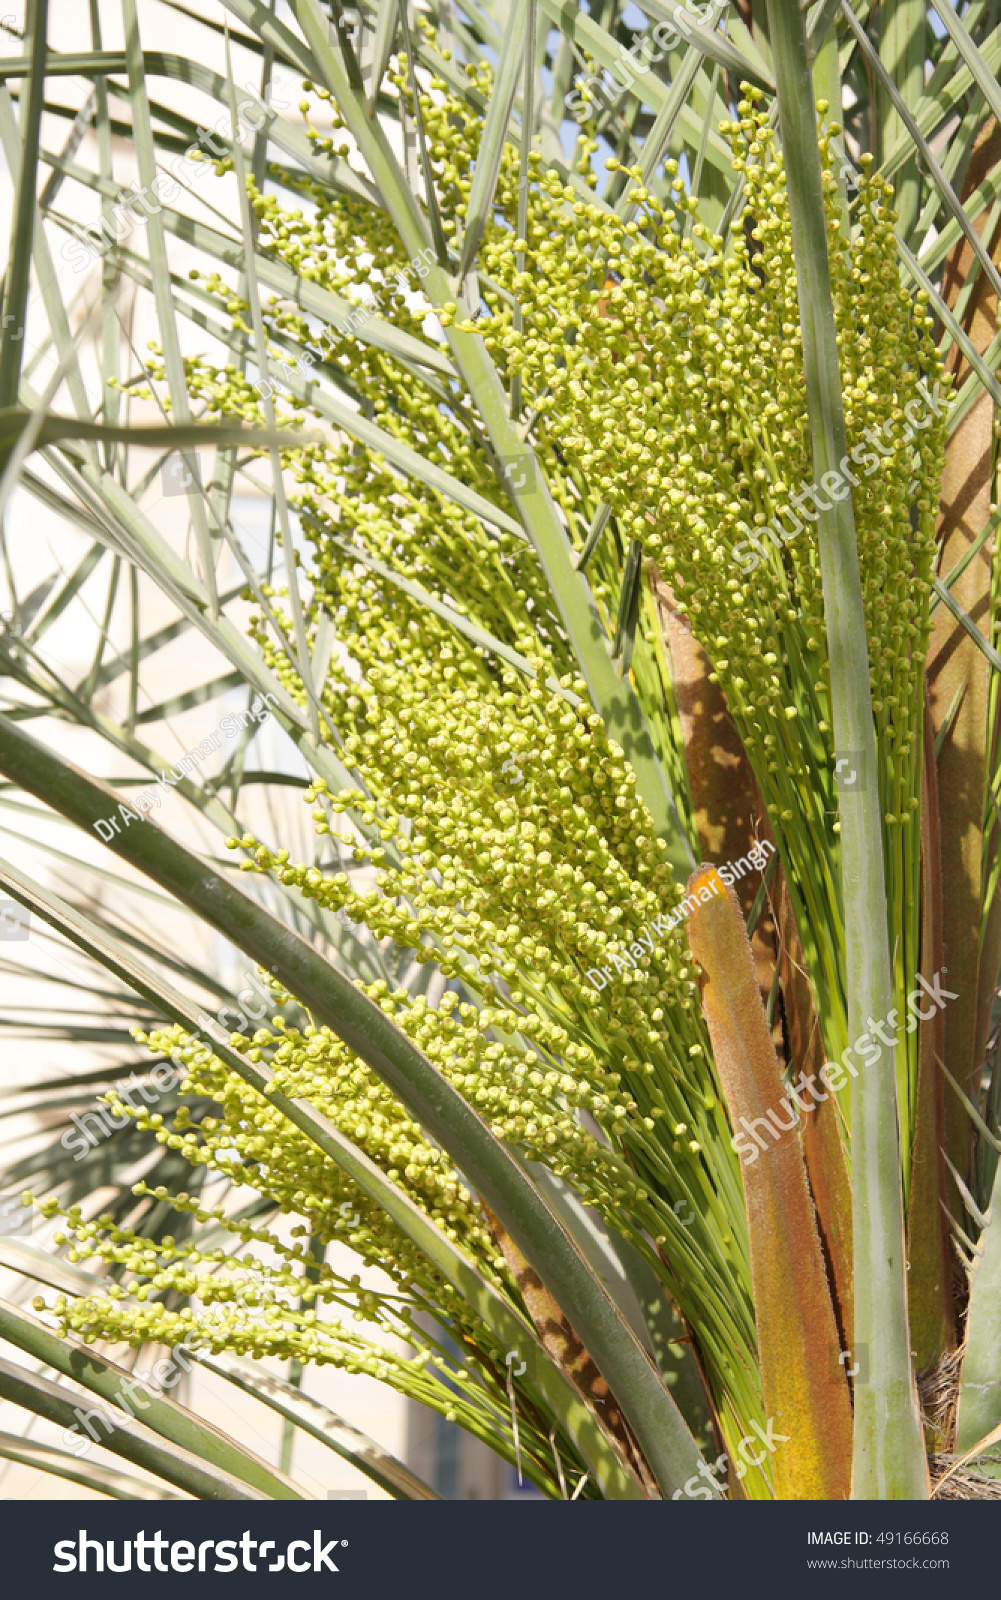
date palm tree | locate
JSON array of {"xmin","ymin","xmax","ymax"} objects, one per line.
[{"xmin": 0, "ymin": 0, "xmax": 1000, "ymax": 1501}]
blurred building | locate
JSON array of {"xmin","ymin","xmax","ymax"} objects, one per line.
[{"xmin": 406, "ymin": 1402, "xmax": 545, "ymax": 1501}]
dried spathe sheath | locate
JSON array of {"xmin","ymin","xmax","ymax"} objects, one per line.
[{"xmin": 686, "ymin": 865, "xmax": 852, "ymax": 1500}]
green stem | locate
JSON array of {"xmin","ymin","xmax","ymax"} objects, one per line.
[
  {"xmin": 764, "ymin": 0, "xmax": 927, "ymax": 1499},
  {"xmin": 0, "ymin": 0, "xmax": 47, "ymax": 407}
]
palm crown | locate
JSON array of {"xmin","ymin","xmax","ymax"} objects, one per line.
[{"xmin": 0, "ymin": 0, "xmax": 999, "ymax": 1503}]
